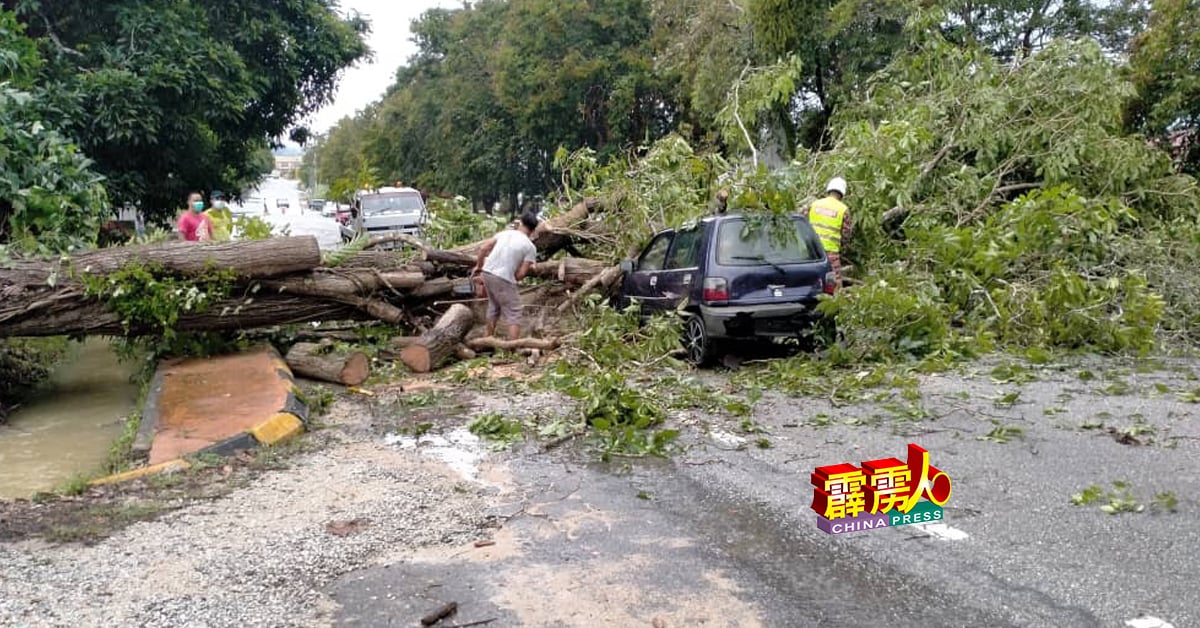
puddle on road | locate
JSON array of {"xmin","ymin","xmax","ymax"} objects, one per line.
[
  {"xmin": 384, "ymin": 427, "xmax": 490, "ymax": 484},
  {"xmin": 0, "ymin": 338, "xmax": 137, "ymax": 499}
]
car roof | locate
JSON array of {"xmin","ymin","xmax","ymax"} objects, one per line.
[
  {"xmin": 654, "ymin": 212, "xmax": 805, "ymax": 234},
  {"xmin": 363, "ymin": 186, "xmax": 420, "ymax": 195}
]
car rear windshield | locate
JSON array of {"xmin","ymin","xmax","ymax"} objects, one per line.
[
  {"xmin": 362, "ymin": 193, "xmax": 423, "ymax": 213},
  {"xmin": 715, "ymin": 218, "xmax": 822, "ymax": 266}
]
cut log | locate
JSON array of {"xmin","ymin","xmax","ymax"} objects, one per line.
[
  {"xmin": 466, "ymin": 336, "xmax": 561, "ymax": 353},
  {"xmin": 528, "ymin": 257, "xmax": 608, "ymax": 287},
  {"xmin": 399, "ymin": 304, "xmax": 476, "ymax": 373},
  {"xmin": 285, "ymin": 342, "xmax": 370, "ymax": 386}
]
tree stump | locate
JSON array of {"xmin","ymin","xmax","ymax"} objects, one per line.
[
  {"xmin": 399, "ymin": 304, "xmax": 476, "ymax": 373},
  {"xmin": 285, "ymin": 342, "xmax": 370, "ymax": 386}
]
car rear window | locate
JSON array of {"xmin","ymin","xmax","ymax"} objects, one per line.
[{"xmin": 715, "ymin": 218, "xmax": 822, "ymax": 266}]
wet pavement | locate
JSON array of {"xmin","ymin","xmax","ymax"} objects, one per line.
[
  {"xmin": 329, "ymin": 358, "xmax": 1200, "ymax": 627},
  {"xmin": 238, "ymin": 177, "xmax": 342, "ymax": 250},
  {"xmin": 145, "ymin": 347, "xmax": 294, "ymax": 464}
]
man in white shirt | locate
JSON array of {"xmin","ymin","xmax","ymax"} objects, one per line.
[{"xmin": 472, "ymin": 212, "xmax": 540, "ymax": 339}]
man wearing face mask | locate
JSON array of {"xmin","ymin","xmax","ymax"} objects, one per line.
[
  {"xmin": 177, "ymin": 192, "xmax": 214, "ymax": 241},
  {"xmin": 204, "ymin": 190, "xmax": 233, "ymax": 241}
]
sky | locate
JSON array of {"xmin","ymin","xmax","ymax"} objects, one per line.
[{"xmin": 304, "ymin": 0, "xmax": 461, "ymax": 136}]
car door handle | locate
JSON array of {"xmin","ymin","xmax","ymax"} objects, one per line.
[{"xmin": 649, "ymin": 276, "xmax": 657, "ymax": 287}]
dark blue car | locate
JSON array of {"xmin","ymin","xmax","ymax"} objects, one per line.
[{"xmin": 616, "ymin": 213, "xmax": 837, "ymax": 365}]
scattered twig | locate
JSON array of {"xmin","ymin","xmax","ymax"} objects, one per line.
[
  {"xmin": 421, "ymin": 601, "xmax": 459, "ymax": 626},
  {"xmin": 441, "ymin": 619, "xmax": 498, "ymax": 628},
  {"xmin": 540, "ymin": 430, "xmax": 585, "ymax": 453}
]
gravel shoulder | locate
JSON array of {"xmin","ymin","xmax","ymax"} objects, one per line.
[
  {"xmin": 2, "ymin": 354, "xmax": 1198, "ymax": 627},
  {"xmin": 0, "ymin": 384, "xmax": 501, "ymax": 628}
]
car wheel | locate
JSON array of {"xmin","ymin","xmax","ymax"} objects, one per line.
[{"xmin": 683, "ymin": 315, "xmax": 716, "ymax": 366}]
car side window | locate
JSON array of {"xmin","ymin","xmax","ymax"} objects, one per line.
[
  {"xmin": 666, "ymin": 227, "xmax": 702, "ymax": 270},
  {"xmin": 637, "ymin": 232, "xmax": 674, "ymax": 271}
]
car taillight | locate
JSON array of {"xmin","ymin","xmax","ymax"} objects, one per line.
[
  {"xmin": 703, "ymin": 277, "xmax": 729, "ymax": 304},
  {"xmin": 824, "ymin": 271, "xmax": 837, "ymax": 295}
]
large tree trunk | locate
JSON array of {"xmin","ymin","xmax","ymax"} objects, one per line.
[
  {"xmin": 285, "ymin": 342, "xmax": 370, "ymax": 386},
  {"xmin": 399, "ymin": 304, "xmax": 475, "ymax": 373},
  {"xmin": 3, "ymin": 237, "xmax": 321, "ymax": 289},
  {"xmin": 0, "ymin": 294, "xmax": 368, "ymax": 337}
]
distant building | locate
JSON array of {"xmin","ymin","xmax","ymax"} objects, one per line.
[{"xmin": 274, "ymin": 154, "xmax": 303, "ymax": 176}]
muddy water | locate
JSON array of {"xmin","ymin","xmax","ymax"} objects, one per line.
[{"xmin": 0, "ymin": 338, "xmax": 137, "ymax": 499}]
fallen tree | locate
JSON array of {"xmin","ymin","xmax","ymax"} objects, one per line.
[
  {"xmin": 0, "ymin": 234, "xmax": 622, "ymax": 337},
  {"xmin": 0, "ymin": 233, "xmax": 628, "ymax": 374}
]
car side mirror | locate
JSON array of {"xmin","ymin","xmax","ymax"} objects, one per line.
[
  {"xmin": 619, "ymin": 259, "xmax": 634, "ymax": 274},
  {"xmin": 350, "ymin": 208, "xmax": 359, "ymax": 219}
]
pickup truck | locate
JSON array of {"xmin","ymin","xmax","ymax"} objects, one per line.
[{"xmin": 339, "ymin": 187, "xmax": 428, "ymax": 249}]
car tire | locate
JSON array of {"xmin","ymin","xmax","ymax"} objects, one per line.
[{"xmin": 683, "ymin": 315, "xmax": 717, "ymax": 367}]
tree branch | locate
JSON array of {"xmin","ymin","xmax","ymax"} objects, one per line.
[
  {"xmin": 40, "ymin": 12, "xmax": 84, "ymax": 58},
  {"xmin": 732, "ymin": 61, "xmax": 759, "ymax": 168}
]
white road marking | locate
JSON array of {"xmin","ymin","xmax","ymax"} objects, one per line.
[
  {"xmin": 912, "ymin": 522, "xmax": 970, "ymax": 540},
  {"xmin": 1125, "ymin": 617, "xmax": 1175, "ymax": 628}
]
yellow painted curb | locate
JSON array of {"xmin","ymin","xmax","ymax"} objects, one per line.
[
  {"xmin": 250, "ymin": 412, "xmax": 304, "ymax": 446},
  {"xmin": 89, "ymin": 459, "xmax": 192, "ymax": 487}
]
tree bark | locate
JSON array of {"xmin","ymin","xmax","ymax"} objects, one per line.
[
  {"xmin": 465, "ymin": 336, "xmax": 560, "ymax": 352},
  {"xmin": 556, "ymin": 266, "xmax": 623, "ymax": 312},
  {"xmin": 3, "ymin": 237, "xmax": 321, "ymax": 289},
  {"xmin": 258, "ymin": 269, "xmax": 424, "ymax": 299},
  {"xmin": 528, "ymin": 257, "xmax": 608, "ymax": 287},
  {"xmin": 399, "ymin": 304, "xmax": 476, "ymax": 373},
  {"xmin": 0, "ymin": 293, "xmax": 368, "ymax": 337},
  {"xmin": 285, "ymin": 342, "xmax": 370, "ymax": 386}
]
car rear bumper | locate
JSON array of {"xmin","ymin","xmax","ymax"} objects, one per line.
[{"xmin": 700, "ymin": 302, "xmax": 822, "ymax": 338}]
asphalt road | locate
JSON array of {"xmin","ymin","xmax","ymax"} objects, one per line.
[
  {"xmin": 237, "ymin": 177, "xmax": 342, "ymax": 250},
  {"xmin": 329, "ymin": 357, "xmax": 1199, "ymax": 627}
]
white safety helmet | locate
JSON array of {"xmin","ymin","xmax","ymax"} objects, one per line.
[{"xmin": 826, "ymin": 177, "xmax": 847, "ymax": 196}]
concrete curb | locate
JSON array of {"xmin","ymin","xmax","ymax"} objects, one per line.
[
  {"xmin": 130, "ymin": 364, "xmax": 168, "ymax": 463},
  {"xmin": 89, "ymin": 347, "xmax": 309, "ymax": 488}
]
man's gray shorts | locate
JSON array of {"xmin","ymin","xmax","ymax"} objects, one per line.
[{"xmin": 482, "ymin": 272, "xmax": 522, "ymax": 325}]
